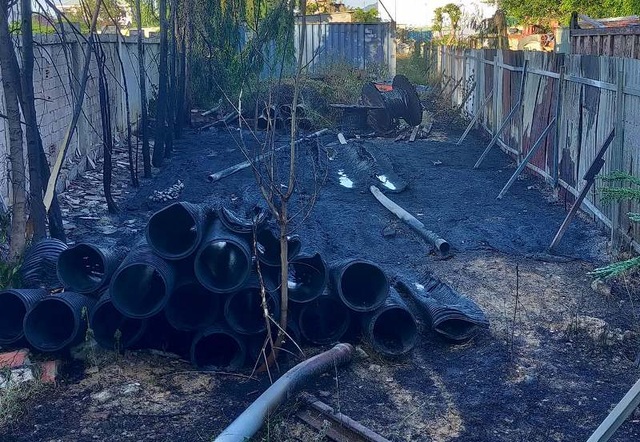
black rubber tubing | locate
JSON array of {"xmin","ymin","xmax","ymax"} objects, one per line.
[
  {"xmin": 298, "ymin": 293, "xmax": 351, "ymax": 345},
  {"xmin": 23, "ymin": 291, "xmax": 96, "ymax": 352},
  {"xmin": 190, "ymin": 325, "xmax": 247, "ymax": 370},
  {"xmin": 224, "ymin": 272, "xmax": 280, "ymax": 335},
  {"xmin": 90, "ymin": 291, "xmax": 147, "ymax": 350},
  {"xmin": 255, "ymin": 228, "xmax": 302, "ymax": 267},
  {"xmin": 361, "ymin": 287, "xmax": 418, "ymax": 357},
  {"xmin": 287, "ymin": 253, "xmax": 328, "ymax": 304},
  {"xmin": 20, "ymin": 238, "xmax": 68, "ymax": 290},
  {"xmin": 57, "ymin": 243, "xmax": 128, "ymax": 294},
  {"xmin": 110, "ymin": 245, "xmax": 177, "ymax": 319},
  {"xmin": 330, "ymin": 259, "xmax": 389, "ymax": 312},
  {"xmin": 217, "ymin": 206, "xmax": 269, "ymax": 240},
  {"xmin": 0, "ymin": 289, "xmax": 48, "ymax": 345},
  {"xmin": 146, "ymin": 201, "xmax": 211, "ymax": 260},
  {"xmin": 164, "ymin": 277, "xmax": 221, "ymax": 331},
  {"xmin": 194, "ymin": 218, "xmax": 252, "ymax": 293}
]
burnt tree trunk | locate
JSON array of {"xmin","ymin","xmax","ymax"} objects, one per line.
[
  {"xmin": 135, "ymin": 0, "xmax": 151, "ymax": 177},
  {"xmin": 20, "ymin": 0, "xmax": 47, "ymax": 240},
  {"xmin": 152, "ymin": 0, "xmax": 168, "ymax": 166},
  {"xmin": 165, "ymin": 0, "xmax": 177, "ymax": 156},
  {"xmin": 114, "ymin": 32, "xmax": 138, "ymax": 187},
  {"xmin": 96, "ymin": 43, "xmax": 119, "ymax": 214},
  {"xmin": 0, "ymin": 0, "xmax": 27, "ymax": 260}
]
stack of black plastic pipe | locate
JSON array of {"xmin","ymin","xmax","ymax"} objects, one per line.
[{"xmin": 0, "ymin": 202, "xmax": 419, "ymax": 370}]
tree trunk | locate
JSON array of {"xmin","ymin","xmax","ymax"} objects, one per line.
[
  {"xmin": 96, "ymin": 44, "xmax": 119, "ymax": 214},
  {"xmin": 175, "ymin": 13, "xmax": 186, "ymax": 138},
  {"xmin": 0, "ymin": 1, "xmax": 27, "ymax": 260},
  {"xmin": 135, "ymin": 0, "xmax": 151, "ymax": 177},
  {"xmin": 20, "ymin": 0, "xmax": 47, "ymax": 240},
  {"xmin": 152, "ymin": 0, "xmax": 168, "ymax": 166},
  {"xmin": 165, "ymin": 0, "xmax": 177, "ymax": 156},
  {"xmin": 114, "ymin": 31, "xmax": 138, "ymax": 187}
]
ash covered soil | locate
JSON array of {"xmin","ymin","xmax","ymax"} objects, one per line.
[{"xmin": 4, "ymin": 121, "xmax": 640, "ymax": 442}]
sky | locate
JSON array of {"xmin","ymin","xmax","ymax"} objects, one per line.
[{"xmin": 342, "ymin": 0, "xmax": 498, "ymax": 28}]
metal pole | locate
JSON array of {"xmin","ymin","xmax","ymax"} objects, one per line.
[
  {"xmin": 474, "ymin": 59, "xmax": 528, "ymax": 169},
  {"xmin": 457, "ymin": 89, "xmax": 493, "ymax": 145},
  {"xmin": 497, "ymin": 117, "xmax": 557, "ymax": 199},
  {"xmin": 548, "ymin": 129, "xmax": 616, "ymax": 252},
  {"xmin": 587, "ymin": 377, "xmax": 640, "ymax": 442},
  {"xmin": 552, "ymin": 65, "xmax": 565, "ymax": 188}
]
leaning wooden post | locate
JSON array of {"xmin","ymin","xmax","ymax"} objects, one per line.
[
  {"xmin": 474, "ymin": 59, "xmax": 528, "ymax": 169},
  {"xmin": 457, "ymin": 89, "xmax": 493, "ymax": 145}
]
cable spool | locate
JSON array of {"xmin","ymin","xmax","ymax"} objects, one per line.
[{"xmin": 361, "ymin": 74, "xmax": 423, "ymax": 134}]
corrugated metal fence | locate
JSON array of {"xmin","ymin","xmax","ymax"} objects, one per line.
[
  {"xmin": 431, "ymin": 46, "xmax": 640, "ymax": 248},
  {"xmin": 295, "ymin": 22, "xmax": 396, "ymax": 76}
]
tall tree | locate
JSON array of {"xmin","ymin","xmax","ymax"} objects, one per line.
[
  {"xmin": 0, "ymin": 0, "xmax": 27, "ymax": 261},
  {"xmin": 135, "ymin": 0, "xmax": 152, "ymax": 177},
  {"xmin": 152, "ymin": 0, "xmax": 168, "ymax": 166},
  {"xmin": 21, "ymin": 0, "xmax": 47, "ymax": 241},
  {"xmin": 442, "ymin": 3, "xmax": 462, "ymax": 44}
]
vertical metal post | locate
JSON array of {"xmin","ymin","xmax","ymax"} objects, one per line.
[{"xmin": 552, "ymin": 65, "xmax": 566, "ymax": 188}]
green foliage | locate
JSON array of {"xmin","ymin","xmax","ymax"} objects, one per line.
[
  {"xmin": 396, "ymin": 53, "xmax": 431, "ymax": 86},
  {"xmin": 351, "ymin": 8, "xmax": 379, "ymax": 23},
  {"xmin": 63, "ymin": 0, "xmax": 126, "ymax": 28},
  {"xmin": 432, "ymin": 7, "xmax": 444, "ymax": 37},
  {"xmin": 498, "ymin": 0, "xmax": 640, "ymax": 25},
  {"xmin": 590, "ymin": 170, "xmax": 640, "ymax": 279},
  {"xmin": 127, "ymin": 0, "xmax": 159, "ymax": 27}
]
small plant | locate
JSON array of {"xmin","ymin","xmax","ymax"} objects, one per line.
[{"xmin": 589, "ymin": 171, "xmax": 640, "ymax": 279}]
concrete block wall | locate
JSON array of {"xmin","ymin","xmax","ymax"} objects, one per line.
[{"xmin": 0, "ymin": 34, "xmax": 160, "ymax": 208}]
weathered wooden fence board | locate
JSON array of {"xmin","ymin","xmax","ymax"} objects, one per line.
[{"xmin": 436, "ymin": 47, "xmax": 640, "ymax": 248}]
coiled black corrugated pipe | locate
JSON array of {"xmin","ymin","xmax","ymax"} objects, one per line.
[
  {"xmin": 164, "ymin": 277, "xmax": 221, "ymax": 331},
  {"xmin": 146, "ymin": 202, "xmax": 211, "ymax": 260},
  {"xmin": 23, "ymin": 291, "xmax": 95, "ymax": 352},
  {"xmin": 191, "ymin": 326, "xmax": 247, "ymax": 370},
  {"xmin": 217, "ymin": 206, "xmax": 269, "ymax": 241},
  {"xmin": 331, "ymin": 259, "xmax": 389, "ymax": 312},
  {"xmin": 256, "ymin": 228, "xmax": 301, "ymax": 267},
  {"xmin": 361, "ymin": 288, "xmax": 418, "ymax": 357},
  {"xmin": 110, "ymin": 246, "xmax": 177, "ymax": 319},
  {"xmin": 20, "ymin": 238, "xmax": 68, "ymax": 290},
  {"xmin": 194, "ymin": 219, "xmax": 252, "ymax": 293},
  {"xmin": 224, "ymin": 272, "xmax": 280, "ymax": 335},
  {"xmin": 90, "ymin": 291, "xmax": 147, "ymax": 351},
  {"xmin": 287, "ymin": 253, "xmax": 328, "ymax": 304},
  {"xmin": 396, "ymin": 279, "xmax": 489, "ymax": 343},
  {"xmin": 0, "ymin": 289, "xmax": 48, "ymax": 346},
  {"xmin": 298, "ymin": 293, "xmax": 351, "ymax": 345},
  {"xmin": 57, "ymin": 244, "xmax": 128, "ymax": 295},
  {"xmin": 214, "ymin": 343, "xmax": 355, "ymax": 442}
]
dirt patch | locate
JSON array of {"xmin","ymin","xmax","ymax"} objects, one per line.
[{"xmin": 3, "ymin": 121, "xmax": 640, "ymax": 441}]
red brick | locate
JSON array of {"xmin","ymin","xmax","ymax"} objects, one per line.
[
  {"xmin": 39, "ymin": 360, "xmax": 60, "ymax": 384},
  {"xmin": 0, "ymin": 349, "xmax": 30, "ymax": 369}
]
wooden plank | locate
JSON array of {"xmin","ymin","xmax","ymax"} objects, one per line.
[
  {"xmin": 457, "ymin": 89, "xmax": 493, "ymax": 145},
  {"xmin": 572, "ymin": 27, "xmax": 640, "ymax": 37},
  {"xmin": 610, "ymin": 60, "xmax": 626, "ymax": 247},
  {"xmin": 586, "ymin": 377, "xmax": 640, "ymax": 442}
]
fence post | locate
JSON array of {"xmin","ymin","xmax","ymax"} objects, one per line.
[
  {"xmin": 611, "ymin": 59, "xmax": 626, "ymax": 249},
  {"xmin": 553, "ymin": 64, "xmax": 566, "ymax": 190}
]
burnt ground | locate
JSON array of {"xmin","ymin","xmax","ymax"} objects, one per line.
[{"xmin": 3, "ymin": 117, "xmax": 640, "ymax": 442}]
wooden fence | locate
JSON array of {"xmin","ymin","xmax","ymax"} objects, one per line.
[
  {"xmin": 431, "ymin": 47, "xmax": 640, "ymax": 248},
  {"xmin": 571, "ymin": 27, "xmax": 640, "ymax": 59}
]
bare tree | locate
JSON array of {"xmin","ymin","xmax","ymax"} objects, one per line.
[
  {"xmin": 0, "ymin": 0, "xmax": 27, "ymax": 261},
  {"xmin": 135, "ymin": 0, "xmax": 152, "ymax": 177},
  {"xmin": 152, "ymin": 0, "xmax": 168, "ymax": 166}
]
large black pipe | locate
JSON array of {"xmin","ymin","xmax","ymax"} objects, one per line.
[
  {"xmin": 331, "ymin": 259, "xmax": 389, "ymax": 312},
  {"xmin": 191, "ymin": 326, "xmax": 247, "ymax": 370},
  {"xmin": 164, "ymin": 278, "xmax": 221, "ymax": 331},
  {"xmin": 224, "ymin": 273, "xmax": 280, "ymax": 335},
  {"xmin": 20, "ymin": 238, "xmax": 68, "ymax": 290},
  {"xmin": 217, "ymin": 206, "xmax": 269, "ymax": 241},
  {"xmin": 298, "ymin": 293, "xmax": 351, "ymax": 345},
  {"xmin": 194, "ymin": 219, "xmax": 251, "ymax": 293},
  {"xmin": 256, "ymin": 228, "xmax": 301, "ymax": 267},
  {"xmin": 214, "ymin": 343, "xmax": 355, "ymax": 442},
  {"xmin": 23, "ymin": 291, "xmax": 95, "ymax": 352},
  {"xmin": 361, "ymin": 288, "xmax": 418, "ymax": 357},
  {"xmin": 0, "ymin": 289, "xmax": 48, "ymax": 346},
  {"xmin": 90, "ymin": 291, "xmax": 147, "ymax": 351},
  {"xmin": 287, "ymin": 253, "xmax": 328, "ymax": 304},
  {"xmin": 110, "ymin": 246, "xmax": 177, "ymax": 319},
  {"xmin": 57, "ymin": 243, "xmax": 127, "ymax": 294},
  {"xmin": 146, "ymin": 202, "xmax": 210, "ymax": 260},
  {"xmin": 397, "ymin": 278, "xmax": 489, "ymax": 343}
]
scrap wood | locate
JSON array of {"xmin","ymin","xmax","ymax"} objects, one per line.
[
  {"xmin": 207, "ymin": 128, "xmax": 329, "ymax": 183},
  {"xmin": 297, "ymin": 393, "xmax": 391, "ymax": 442}
]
